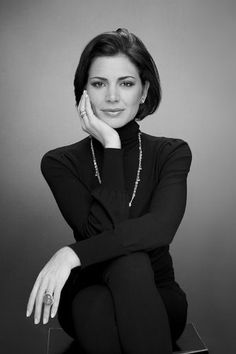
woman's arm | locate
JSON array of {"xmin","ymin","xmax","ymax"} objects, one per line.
[
  {"xmin": 41, "ymin": 90, "xmax": 130, "ymax": 239},
  {"xmin": 26, "ymin": 92, "xmax": 130, "ymax": 326},
  {"xmin": 42, "ymin": 138, "xmax": 192, "ymax": 270},
  {"xmin": 41, "ymin": 147, "xmax": 130, "ymax": 239},
  {"xmin": 69, "ymin": 139, "xmax": 192, "ymax": 269}
]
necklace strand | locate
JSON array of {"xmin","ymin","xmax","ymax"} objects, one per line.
[{"xmin": 90, "ymin": 132, "xmax": 142, "ymax": 207}]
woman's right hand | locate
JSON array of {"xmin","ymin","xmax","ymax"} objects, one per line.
[
  {"xmin": 26, "ymin": 247, "xmax": 80, "ymax": 325},
  {"xmin": 77, "ymin": 90, "xmax": 121, "ymax": 148}
]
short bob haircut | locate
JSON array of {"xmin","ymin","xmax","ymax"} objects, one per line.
[{"xmin": 74, "ymin": 28, "xmax": 161, "ymax": 121}]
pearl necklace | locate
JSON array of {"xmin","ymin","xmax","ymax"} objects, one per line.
[{"xmin": 90, "ymin": 132, "xmax": 143, "ymax": 207}]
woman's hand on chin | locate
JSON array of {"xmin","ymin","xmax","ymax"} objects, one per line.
[
  {"xmin": 26, "ymin": 247, "xmax": 81, "ymax": 325},
  {"xmin": 77, "ymin": 90, "xmax": 121, "ymax": 148}
]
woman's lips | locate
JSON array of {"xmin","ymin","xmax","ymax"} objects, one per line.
[{"xmin": 102, "ymin": 110, "xmax": 124, "ymax": 117}]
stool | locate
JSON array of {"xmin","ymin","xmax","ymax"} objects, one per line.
[{"xmin": 47, "ymin": 323, "xmax": 208, "ymax": 354}]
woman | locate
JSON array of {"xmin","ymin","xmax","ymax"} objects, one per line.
[{"xmin": 26, "ymin": 28, "xmax": 192, "ymax": 354}]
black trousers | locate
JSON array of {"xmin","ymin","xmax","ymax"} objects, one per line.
[{"xmin": 58, "ymin": 252, "xmax": 188, "ymax": 354}]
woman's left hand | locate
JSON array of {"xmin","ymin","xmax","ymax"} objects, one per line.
[{"xmin": 26, "ymin": 247, "xmax": 81, "ymax": 325}]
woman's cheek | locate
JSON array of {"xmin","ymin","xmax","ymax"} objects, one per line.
[
  {"xmin": 128, "ymin": 89, "xmax": 142, "ymax": 105},
  {"xmin": 90, "ymin": 101, "xmax": 101, "ymax": 118}
]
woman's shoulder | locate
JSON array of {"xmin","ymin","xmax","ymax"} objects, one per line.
[
  {"xmin": 40, "ymin": 136, "xmax": 91, "ymax": 178},
  {"xmin": 142, "ymin": 131, "xmax": 192, "ymax": 156},
  {"xmin": 42, "ymin": 136, "xmax": 90, "ymax": 161},
  {"xmin": 142, "ymin": 132, "xmax": 192, "ymax": 175}
]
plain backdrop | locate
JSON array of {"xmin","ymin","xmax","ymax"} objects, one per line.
[{"xmin": 0, "ymin": 0, "xmax": 235, "ymax": 353}]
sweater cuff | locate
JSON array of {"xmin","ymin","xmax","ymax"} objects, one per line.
[
  {"xmin": 68, "ymin": 233, "xmax": 128, "ymax": 269},
  {"xmin": 101, "ymin": 148, "xmax": 125, "ymax": 190}
]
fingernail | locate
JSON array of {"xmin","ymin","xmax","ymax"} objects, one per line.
[
  {"xmin": 43, "ymin": 318, "xmax": 47, "ymax": 324},
  {"xmin": 51, "ymin": 311, "xmax": 55, "ymax": 318},
  {"xmin": 34, "ymin": 318, "xmax": 39, "ymax": 325},
  {"xmin": 26, "ymin": 310, "xmax": 30, "ymax": 317}
]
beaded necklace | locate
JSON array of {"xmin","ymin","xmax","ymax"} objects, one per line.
[{"xmin": 90, "ymin": 132, "xmax": 143, "ymax": 207}]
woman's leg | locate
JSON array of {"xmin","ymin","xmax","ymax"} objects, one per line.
[
  {"xmin": 58, "ymin": 264, "xmax": 124, "ymax": 353},
  {"xmin": 68, "ymin": 285, "xmax": 186, "ymax": 354},
  {"xmin": 58, "ymin": 254, "xmax": 186, "ymax": 353},
  {"xmin": 101, "ymin": 252, "xmax": 173, "ymax": 354},
  {"xmin": 158, "ymin": 284, "xmax": 188, "ymax": 345},
  {"xmin": 71, "ymin": 284, "xmax": 123, "ymax": 354}
]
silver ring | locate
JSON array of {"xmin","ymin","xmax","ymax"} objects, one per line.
[
  {"xmin": 43, "ymin": 292, "xmax": 54, "ymax": 306},
  {"xmin": 80, "ymin": 110, "xmax": 86, "ymax": 118}
]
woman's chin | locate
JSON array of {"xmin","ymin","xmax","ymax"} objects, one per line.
[
  {"xmin": 99, "ymin": 115, "xmax": 134, "ymax": 129},
  {"xmin": 99, "ymin": 117, "xmax": 123, "ymax": 128}
]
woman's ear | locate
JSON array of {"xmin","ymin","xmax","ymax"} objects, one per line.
[{"xmin": 141, "ymin": 81, "xmax": 150, "ymax": 103}]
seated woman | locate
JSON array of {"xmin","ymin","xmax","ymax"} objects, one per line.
[{"xmin": 26, "ymin": 28, "xmax": 192, "ymax": 354}]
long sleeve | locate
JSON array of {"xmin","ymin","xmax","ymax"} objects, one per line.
[
  {"xmin": 41, "ymin": 146, "xmax": 130, "ymax": 240},
  {"xmin": 68, "ymin": 139, "xmax": 192, "ymax": 269},
  {"xmin": 41, "ymin": 135, "xmax": 192, "ymax": 268}
]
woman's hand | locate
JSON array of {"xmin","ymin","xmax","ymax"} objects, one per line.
[
  {"xmin": 26, "ymin": 247, "xmax": 81, "ymax": 325},
  {"xmin": 78, "ymin": 90, "xmax": 121, "ymax": 148}
]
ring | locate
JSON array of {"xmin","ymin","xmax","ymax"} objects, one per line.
[
  {"xmin": 43, "ymin": 292, "xmax": 54, "ymax": 306},
  {"xmin": 80, "ymin": 110, "xmax": 86, "ymax": 118}
]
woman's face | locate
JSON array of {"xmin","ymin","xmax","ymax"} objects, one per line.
[{"xmin": 85, "ymin": 54, "xmax": 149, "ymax": 129}]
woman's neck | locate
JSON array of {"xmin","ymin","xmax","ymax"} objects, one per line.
[
  {"xmin": 91, "ymin": 119, "xmax": 140, "ymax": 151},
  {"xmin": 114, "ymin": 119, "xmax": 140, "ymax": 148}
]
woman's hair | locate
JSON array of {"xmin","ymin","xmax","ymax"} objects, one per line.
[{"xmin": 74, "ymin": 28, "xmax": 161, "ymax": 121}]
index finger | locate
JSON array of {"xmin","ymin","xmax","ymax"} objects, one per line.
[
  {"xmin": 77, "ymin": 92, "xmax": 83, "ymax": 113},
  {"xmin": 84, "ymin": 91, "xmax": 95, "ymax": 119}
]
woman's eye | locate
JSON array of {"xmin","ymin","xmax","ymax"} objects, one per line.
[
  {"xmin": 91, "ymin": 82, "xmax": 105, "ymax": 88},
  {"xmin": 121, "ymin": 81, "xmax": 134, "ymax": 87},
  {"xmin": 90, "ymin": 81, "xmax": 134, "ymax": 88}
]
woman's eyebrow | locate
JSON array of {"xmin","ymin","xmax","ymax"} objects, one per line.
[{"xmin": 89, "ymin": 76, "xmax": 136, "ymax": 80}]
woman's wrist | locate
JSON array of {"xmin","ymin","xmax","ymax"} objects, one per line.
[
  {"xmin": 104, "ymin": 135, "xmax": 121, "ymax": 149},
  {"xmin": 61, "ymin": 246, "xmax": 81, "ymax": 269},
  {"xmin": 105, "ymin": 144, "xmax": 121, "ymax": 149}
]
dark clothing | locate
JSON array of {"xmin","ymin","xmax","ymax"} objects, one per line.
[
  {"xmin": 58, "ymin": 253, "xmax": 188, "ymax": 353},
  {"xmin": 41, "ymin": 119, "xmax": 192, "ymax": 353}
]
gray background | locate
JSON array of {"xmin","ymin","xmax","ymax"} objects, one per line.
[{"xmin": 1, "ymin": 0, "xmax": 235, "ymax": 353}]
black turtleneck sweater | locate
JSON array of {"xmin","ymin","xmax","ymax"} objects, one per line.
[{"xmin": 41, "ymin": 120, "xmax": 192, "ymax": 286}]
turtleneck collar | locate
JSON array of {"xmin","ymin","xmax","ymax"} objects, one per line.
[
  {"xmin": 114, "ymin": 119, "xmax": 140, "ymax": 148},
  {"xmin": 91, "ymin": 119, "xmax": 141, "ymax": 151}
]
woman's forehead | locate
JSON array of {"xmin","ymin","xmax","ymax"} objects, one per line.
[{"xmin": 88, "ymin": 55, "xmax": 139, "ymax": 78}]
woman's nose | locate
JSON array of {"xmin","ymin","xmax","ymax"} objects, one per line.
[{"xmin": 105, "ymin": 86, "xmax": 119, "ymax": 102}]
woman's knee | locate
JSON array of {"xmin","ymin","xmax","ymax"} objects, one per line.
[{"xmin": 102, "ymin": 251, "xmax": 154, "ymax": 284}]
